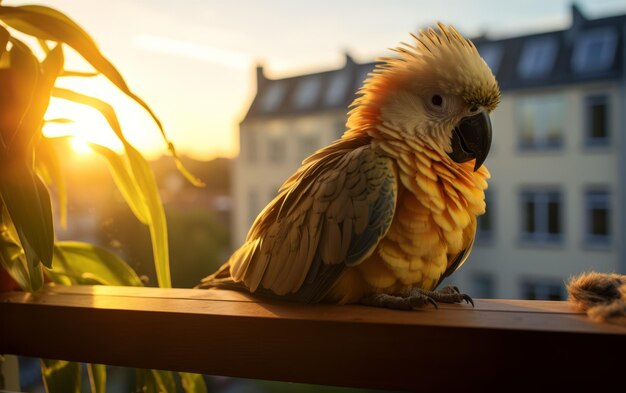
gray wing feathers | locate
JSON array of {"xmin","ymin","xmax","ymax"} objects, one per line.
[{"xmin": 220, "ymin": 144, "xmax": 398, "ymax": 301}]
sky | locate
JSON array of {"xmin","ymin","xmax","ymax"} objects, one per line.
[{"xmin": 6, "ymin": 0, "xmax": 626, "ymax": 160}]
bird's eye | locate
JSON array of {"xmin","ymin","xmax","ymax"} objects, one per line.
[
  {"xmin": 431, "ymin": 94, "xmax": 443, "ymax": 107},
  {"xmin": 469, "ymin": 105, "xmax": 479, "ymax": 113}
]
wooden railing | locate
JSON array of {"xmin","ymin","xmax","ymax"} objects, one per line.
[{"xmin": 1, "ymin": 285, "xmax": 625, "ymax": 390}]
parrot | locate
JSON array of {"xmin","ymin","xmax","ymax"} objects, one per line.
[{"xmin": 198, "ymin": 23, "xmax": 500, "ymax": 310}]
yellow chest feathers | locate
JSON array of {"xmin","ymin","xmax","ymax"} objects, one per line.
[{"xmin": 363, "ymin": 138, "xmax": 489, "ymax": 290}]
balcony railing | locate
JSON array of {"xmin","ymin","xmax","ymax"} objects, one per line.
[{"xmin": 1, "ymin": 285, "xmax": 625, "ymax": 390}]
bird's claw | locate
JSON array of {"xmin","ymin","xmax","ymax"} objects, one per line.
[{"xmin": 426, "ymin": 297, "xmax": 439, "ymax": 310}]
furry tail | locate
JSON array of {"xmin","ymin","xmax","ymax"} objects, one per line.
[{"xmin": 567, "ymin": 271, "xmax": 626, "ymax": 326}]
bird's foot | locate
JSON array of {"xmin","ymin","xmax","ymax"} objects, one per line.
[{"xmin": 359, "ymin": 285, "xmax": 474, "ymax": 310}]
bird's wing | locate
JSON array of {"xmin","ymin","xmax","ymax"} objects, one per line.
[{"xmin": 229, "ymin": 144, "xmax": 397, "ymax": 303}]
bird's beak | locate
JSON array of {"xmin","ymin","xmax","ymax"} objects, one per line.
[{"xmin": 448, "ymin": 111, "xmax": 492, "ymax": 171}]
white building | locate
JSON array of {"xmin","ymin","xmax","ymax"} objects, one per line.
[{"xmin": 233, "ymin": 5, "xmax": 625, "ymax": 300}]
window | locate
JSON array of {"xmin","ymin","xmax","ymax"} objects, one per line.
[
  {"xmin": 260, "ymin": 82, "xmax": 287, "ymax": 113},
  {"xmin": 584, "ymin": 94, "xmax": 610, "ymax": 147},
  {"xmin": 267, "ymin": 136, "xmax": 286, "ymax": 164},
  {"xmin": 517, "ymin": 95, "xmax": 565, "ymax": 149},
  {"xmin": 584, "ymin": 189, "xmax": 611, "ymax": 246},
  {"xmin": 471, "ymin": 272, "xmax": 495, "ymax": 298},
  {"xmin": 248, "ymin": 189, "xmax": 260, "ymax": 227},
  {"xmin": 520, "ymin": 190, "xmax": 562, "ymax": 244},
  {"xmin": 293, "ymin": 76, "xmax": 321, "ymax": 109},
  {"xmin": 297, "ymin": 134, "xmax": 320, "ymax": 163},
  {"xmin": 572, "ymin": 28, "xmax": 617, "ymax": 73},
  {"xmin": 478, "ymin": 44, "xmax": 503, "ymax": 75},
  {"xmin": 476, "ymin": 189, "xmax": 494, "ymax": 243},
  {"xmin": 324, "ymin": 71, "xmax": 350, "ymax": 107},
  {"xmin": 517, "ymin": 36, "xmax": 558, "ymax": 79},
  {"xmin": 520, "ymin": 279, "xmax": 564, "ymax": 300}
]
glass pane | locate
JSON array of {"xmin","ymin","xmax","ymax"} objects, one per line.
[
  {"xmin": 525, "ymin": 201, "xmax": 535, "ymax": 233},
  {"xmin": 260, "ymin": 82, "xmax": 287, "ymax": 112},
  {"xmin": 547, "ymin": 200, "xmax": 560, "ymax": 234},
  {"xmin": 591, "ymin": 103, "xmax": 607, "ymax": 139},
  {"xmin": 267, "ymin": 137, "xmax": 286, "ymax": 163},
  {"xmin": 518, "ymin": 95, "xmax": 564, "ymax": 148},
  {"xmin": 518, "ymin": 37, "xmax": 558, "ymax": 78},
  {"xmin": 548, "ymin": 284, "xmax": 563, "ymax": 300},
  {"xmin": 591, "ymin": 208, "xmax": 608, "ymax": 235},
  {"xmin": 293, "ymin": 76, "xmax": 321, "ymax": 109},
  {"xmin": 324, "ymin": 71, "xmax": 350, "ymax": 106},
  {"xmin": 472, "ymin": 273, "xmax": 495, "ymax": 298},
  {"xmin": 478, "ymin": 210, "xmax": 492, "ymax": 232},
  {"xmin": 298, "ymin": 134, "xmax": 320, "ymax": 162},
  {"xmin": 572, "ymin": 28, "xmax": 618, "ymax": 73}
]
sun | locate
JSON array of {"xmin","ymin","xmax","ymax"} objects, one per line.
[
  {"xmin": 42, "ymin": 75, "xmax": 164, "ymax": 159},
  {"xmin": 69, "ymin": 137, "xmax": 93, "ymax": 156}
]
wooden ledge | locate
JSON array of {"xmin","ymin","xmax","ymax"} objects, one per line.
[{"xmin": 1, "ymin": 285, "xmax": 625, "ymax": 390}]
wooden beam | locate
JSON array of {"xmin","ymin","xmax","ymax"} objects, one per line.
[{"xmin": 1, "ymin": 285, "xmax": 624, "ymax": 390}]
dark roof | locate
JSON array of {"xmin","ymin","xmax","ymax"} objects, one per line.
[
  {"xmin": 243, "ymin": 5, "xmax": 625, "ymax": 121},
  {"xmin": 244, "ymin": 55, "xmax": 378, "ymax": 120}
]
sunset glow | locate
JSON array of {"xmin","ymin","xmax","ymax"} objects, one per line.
[
  {"xmin": 69, "ymin": 137, "xmax": 93, "ymax": 156},
  {"xmin": 18, "ymin": 0, "xmax": 626, "ymax": 162}
]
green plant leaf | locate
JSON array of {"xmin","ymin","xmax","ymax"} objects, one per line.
[
  {"xmin": 135, "ymin": 369, "xmax": 177, "ymax": 393},
  {"xmin": 0, "ymin": 205, "xmax": 44, "ymax": 292},
  {"xmin": 61, "ymin": 70, "xmax": 98, "ymax": 77},
  {"xmin": 0, "ymin": 4, "xmax": 202, "ymax": 186},
  {"xmin": 41, "ymin": 359, "xmax": 80, "ymax": 393},
  {"xmin": 7, "ymin": 40, "xmax": 63, "ymax": 155},
  {"xmin": 0, "ymin": 161, "xmax": 54, "ymax": 268},
  {"xmin": 51, "ymin": 87, "xmax": 126, "ymax": 141},
  {"xmin": 50, "ymin": 88, "xmax": 171, "ymax": 287},
  {"xmin": 87, "ymin": 364, "xmax": 106, "ymax": 393},
  {"xmin": 35, "ymin": 136, "xmax": 67, "ymax": 227},
  {"xmin": 0, "ymin": 36, "xmax": 38, "ymax": 152},
  {"xmin": 88, "ymin": 143, "xmax": 149, "ymax": 225},
  {"xmin": 124, "ymin": 144, "xmax": 171, "ymax": 288},
  {"xmin": 151, "ymin": 370, "xmax": 177, "ymax": 393},
  {"xmin": 48, "ymin": 241, "xmax": 143, "ymax": 287},
  {"xmin": 180, "ymin": 373, "xmax": 207, "ymax": 393},
  {"xmin": 0, "ymin": 216, "xmax": 32, "ymax": 291}
]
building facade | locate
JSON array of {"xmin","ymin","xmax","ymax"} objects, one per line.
[{"xmin": 234, "ymin": 5, "xmax": 625, "ymax": 299}]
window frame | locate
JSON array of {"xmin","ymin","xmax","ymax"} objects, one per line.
[
  {"xmin": 516, "ymin": 94, "xmax": 566, "ymax": 151},
  {"xmin": 266, "ymin": 135, "xmax": 287, "ymax": 164},
  {"xmin": 583, "ymin": 93, "xmax": 610, "ymax": 148},
  {"xmin": 583, "ymin": 187, "xmax": 611, "ymax": 248},
  {"xmin": 571, "ymin": 28, "xmax": 618, "ymax": 74},
  {"xmin": 476, "ymin": 188, "xmax": 495, "ymax": 245},
  {"xmin": 470, "ymin": 271, "xmax": 496, "ymax": 299},
  {"xmin": 260, "ymin": 81, "xmax": 287, "ymax": 113},
  {"xmin": 519, "ymin": 188, "xmax": 564, "ymax": 246},
  {"xmin": 519, "ymin": 277, "xmax": 565, "ymax": 300},
  {"xmin": 517, "ymin": 36, "xmax": 558, "ymax": 79},
  {"xmin": 293, "ymin": 76, "xmax": 322, "ymax": 110}
]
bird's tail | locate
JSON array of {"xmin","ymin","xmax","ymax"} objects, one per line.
[{"xmin": 195, "ymin": 262, "xmax": 248, "ymax": 292}]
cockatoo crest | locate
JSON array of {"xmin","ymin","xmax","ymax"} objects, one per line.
[{"xmin": 347, "ymin": 23, "xmax": 500, "ymax": 142}]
